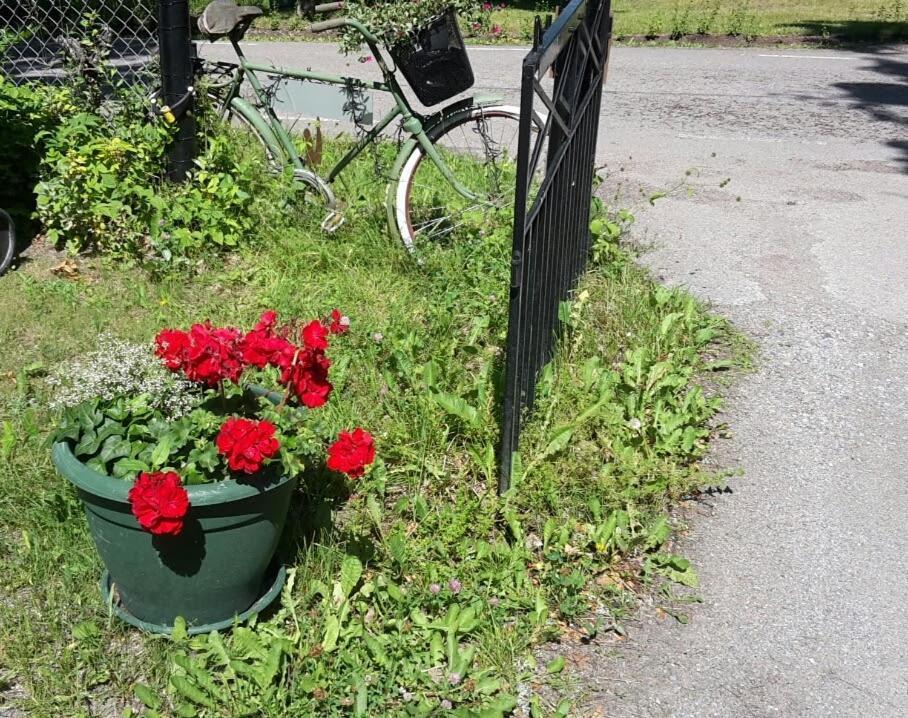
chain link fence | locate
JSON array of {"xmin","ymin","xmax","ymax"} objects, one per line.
[{"xmin": 0, "ymin": 0, "xmax": 158, "ymax": 86}]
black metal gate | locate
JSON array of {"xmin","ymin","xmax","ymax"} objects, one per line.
[{"xmin": 499, "ymin": 0, "xmax": 613, "ymax": 492}]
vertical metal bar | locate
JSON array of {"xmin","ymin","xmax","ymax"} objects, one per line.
[
  {"xmin": 158, "ymin": 0, "xmax": 196, "ymax": 182},
  {"xmin": 498, "ymin": 0, "xmax": 611, "ymax": 495},
  {"xmin": 499, "ymin": 52, "xmax": 541, "ymax": 493}
]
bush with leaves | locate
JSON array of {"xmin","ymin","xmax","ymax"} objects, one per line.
[
  {"xmin": 0, "ymin": 79, "xmax": 73, "ymax": 239},
  {"xmin": 33, "ymin": 90, "xmax": 261, "ymax": 264},
  {"xmin": 341, "ymin": 0, "xmax": 481, "ymax": 53}
]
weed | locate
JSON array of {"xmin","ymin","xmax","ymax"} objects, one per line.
[
  {"xmin": 694, "ymin": 0, "xmax": 722, "ymax": 34},
  {"xmin": 725, "ymin": 2, "xmax": 760, "ymax": 39},
  {"xmin": 668, "ymin": 2, "xmax": 693, "ymax": 39}
]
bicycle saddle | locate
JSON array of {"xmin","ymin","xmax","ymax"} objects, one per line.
[{"xmin": 198, "ymin": 0, "xmax": 263, "ymax": 40}]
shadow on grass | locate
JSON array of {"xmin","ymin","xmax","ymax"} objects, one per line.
[{"xmin": 780, "ymin": 19, "xmax": 908, "ymax": 44}]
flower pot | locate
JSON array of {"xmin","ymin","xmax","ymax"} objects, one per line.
[
  {"xmin": 389, "ymin": 8, "xmax": 475, "ymax": 107},
  {"xmin": 52, "ymin": 441, "xmax": 297, "ymax": 633}
]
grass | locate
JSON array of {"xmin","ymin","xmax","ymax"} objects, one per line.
[
  {"xmin": 237, "ymin": 0, "xmax": 908, "ymax": 45},
  {"xmin": 499, "ymin": 0, "xmax": 908, "ymax": 42},
  {"xmin": 0, "ymin": 128, "xmax": 747, "ymax": 716}
]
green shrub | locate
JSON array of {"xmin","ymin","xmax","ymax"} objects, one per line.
[
  {"xmin": 34, "ymin": 109, "xmax": 168, "ymax": 257},
  {"xmin": 34, "ymin": 98, "xmax": 260, "ymax": 264},
  {"xmin": 0, "ymin": 79, "xmax": 73, "ymax": 240}
]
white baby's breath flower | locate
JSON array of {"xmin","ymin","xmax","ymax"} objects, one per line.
[{"xmin": 46, "ymin": 334, "xmax": 201, "ymax": 418}]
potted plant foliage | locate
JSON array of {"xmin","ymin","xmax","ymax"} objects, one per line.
[
  {"xmin": 50, "ymin": 309, "xmax": 375, "ymax": 634},
  {"xmin": 343, "ymin": 0, "xmax": 478, "ymax": 106}
]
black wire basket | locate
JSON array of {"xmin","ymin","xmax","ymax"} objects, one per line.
[{"xmin": 388, "ymin": 8, "xmax": 475, "ymax": 107}]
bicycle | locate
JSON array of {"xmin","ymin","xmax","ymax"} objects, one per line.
[{"xmin": 156, "ymin": 1, "xmax": 541, "ymax": 253}]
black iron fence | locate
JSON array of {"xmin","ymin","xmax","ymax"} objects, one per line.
[
  {"xmin": 499, "ymin": 0, "xmax": 613, "ymax": 492},
  {"xmin": 0, "ymin": 0, "xmax": 157, "ymax": 85}
]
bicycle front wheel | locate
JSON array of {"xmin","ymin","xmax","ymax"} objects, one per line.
[{"xmin": 392, "ymin": 104, "xmax": 540, "ymax": 253}]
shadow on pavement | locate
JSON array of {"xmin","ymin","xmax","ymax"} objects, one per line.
[{"xmin": 832, "ymin": 47, "xmax": 908, "ymax": 171}]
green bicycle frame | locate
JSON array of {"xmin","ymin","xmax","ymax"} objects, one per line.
[{"xmin": 218, "ymin": 25, "xmax": 479, "ymax": 201}]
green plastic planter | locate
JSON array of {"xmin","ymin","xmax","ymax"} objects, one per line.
[{"xmin": 52, "ymin": 441, "xmax": 297, "ymax": 633}]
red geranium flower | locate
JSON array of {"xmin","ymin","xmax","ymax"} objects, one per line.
[
  {"xmin": 182, "ymin": 322, "xmax": 245, "ymax": 386},
  {"xmin": 281, "ymin": 347, "xmax": 332, "ymax": 408},
  {"xmin": 128, "ymin": 471, "xmax": 190, "ymax": 536},
  {"xmin": 328, "ymin": 309, "xmax": 350, "ymax": 335},
  {"xmin": 216, "ymin": 417, "xmax": 281, "ymax": 474},
  {"xmin": 155, "ymin": 328, "xmax": 190, "ymax": 370},
  {"xmin": 155, "ymin": 322, "xmax": 245, "ymax": 386},
  {"xmin": 253, "ymin": 310, "xmax": 278, "ymax": 332},
  {"xmin": 242, "ymin": 311, "xmax": 295, "ymax": 370},
  {"xmin": 326, "ymin": 428, "xmax": 376, "ymax": 478},
  {"xmin": 301, "ymin": 320, "xmax": 329, "ymax": 351}
]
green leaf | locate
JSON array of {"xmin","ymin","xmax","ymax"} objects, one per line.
[
  {"xmin": 134, "ymin": 684, "xmax": 161, "ymax": 710},
  {"xmin": 73, "ymin": 620, "xmax": 100, "ymax": 642},
  {"xmin": 151, "ymin": 434, "xmax": 173, "ymax": 468},
  {"xmin": 112, "ymin": 457, "xmax": 150, "ymax": 479},
  {"xmin": 645, "ymin": 517, "xmax": 671, "ymax": 551},
  {"xmin": 322, "ymin": 615, "xmax": 340, "ymax": 652},
  {"xmin": 1, "ymin": 420, "xmax": 15, "ymax": 461},
  {"xmin": 421, "ymin": 360, "xmax": 440, "ymax": 388},
  {"xmin": 387, "ymin": 532, "xmax": 406, "ymax": 566},
  {"xmin": 171, "ymin": 616, "xmax": 188, "ymax": 642},
  {"xmin": 431, "ymin": 392, "xmax": 480, "ymax": 428},
  {"xmin": 546, "ymin": 655, "xmax": 566, "ymax": 674},
  {"xmin": 99, "ymin": 434, "xmax": 131, "ymax": 465},
  {"xmin": 366, "ymin": 494, "xmax": 383, "ymax": 530},
  {"xmin": 541, "ymin": 425, "xmax": 573, "ymax": 458},
  {"xmin": 479, "ymin": 695, "xmax": 519, "ymax": 717},
  {"xmin": 649, "ymin": 190, "xmax": 666, "ymax": 205},
  {"xmin": 169, "ymin": 675, "xmax": 214, "ymax": 708},
  {"xmin": 354, "ymin": 680, "xmax": 368, "ymax": 716},
  {"xmin": 339, "ymin": 555, "xmax": 363, "ymax": 599},
  {"xmin": 554, "ymin": 698, "xmax": 573, "ymax": 717}
]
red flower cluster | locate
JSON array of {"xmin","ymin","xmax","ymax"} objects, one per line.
[
  {"xmin": 302, "ymin": 320, "xmax": 329, "ymax": 351},
  {"xmin": 281, "ymin": 348, "xmax": 332, "ymax": 408},
  {"xmin": 327, "ymin": 428, "xmax": 376, "ymax": 478},
  {"xmin": 328, "ymin": 309, "xmax": 350, "ymax": 335},
  {"xmin": 156, "ymin": 310, "xmax": 346, "ymax": 409},
  {"xmin": 155, "ymin": 323, "xmax": 244, "ymax": 386},
  {"xmin": 241, "ymin": 311, "xmax": 334, "ymax": 408},
  {"xmin": 241, "ymin": 311, "xmax": 295, "ymax": 370},
  {"xmin": 155, "ymin": 309, "xmax": 350, "ymax": 409},
  {"xmin": 128, "ymin": 471, "xmax": 190, "ymax": 536},
  {"xmin": 216, "ymin": 418, "xmax": 280, "ymax": 474}
]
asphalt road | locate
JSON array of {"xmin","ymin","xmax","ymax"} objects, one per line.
[{"xmin": 202, "ymin": 41, "xmax": 908, "ymax": 716}]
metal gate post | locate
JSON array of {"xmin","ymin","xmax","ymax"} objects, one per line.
[{"xmin": 158, "ymin": 0, "xmax": 196, "ymax": 181}]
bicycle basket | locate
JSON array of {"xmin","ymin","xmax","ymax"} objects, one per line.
[{"xmin": 389, "ymin": 8, "xmax": 475, "ymax": 107}]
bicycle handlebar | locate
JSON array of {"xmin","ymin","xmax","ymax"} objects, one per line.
[{"xmin": 314, "ymin": 2, "xmax": 344, "ymax": 13}]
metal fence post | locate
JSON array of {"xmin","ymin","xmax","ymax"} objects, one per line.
[{"xmin": 158, "ymin": 0, "xmax": 196, "ymax": 181}]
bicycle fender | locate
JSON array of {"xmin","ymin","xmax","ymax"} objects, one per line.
[
  {"xmin": 387, "ymin": 134, "xmax": 420, "ymax": 235},
  {"xmin": 228, "ymin": 97, "xmax": 283, "ymax": 159}
]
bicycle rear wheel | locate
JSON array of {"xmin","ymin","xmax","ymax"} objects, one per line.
[
  {"xmin": 0, "ymin": 209, "xmax": 16, "ymax": 276},
  {"xmin": 392, "ymin": 104, "xmax": 542, "ymax": 253}
]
